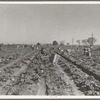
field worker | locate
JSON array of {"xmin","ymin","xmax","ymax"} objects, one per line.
[
  {"xmin": 60, "ymin": 49, "xmax": 64, "ymax": 55},
  {"xmin": 88, "ymin": 48, "xmax": 91, "ymax": 57},
  {"xmin": 58, "ymin": 47, "xmax": 62, "ymax": 51},
  {"xmin": 58, "ymin": 47, "xmax": 61, "ymax": 51},
  {"xmin": 66, "ymin": 49, "xmax": 71, "ymax": 55},
  {"xmin": 41, "ymin": 47, "xmax": 44, "ymax": 54},
  {"xmin": 83, "ymin": 48, "xmax": 86, "ymax": 55},
  {"xmin": 58, "ymin": 47, "xmax": 61, "ymax": 52},
  {"xmin": 58, "ymin": 47, "xmax": 63, "ymax": 54},
  {"xmin": 50, "ymin": 53, "xmax": 55, "ymax": 63},
  {"xmin": 36, "ymin": 46, "xmax": 39, "ymax": 50},
  {"xmin": 31, "ymin": 45, "xmax": 34, "ymax": 50},
  {"xmin": 61, "ymin": 49, "xmax": 64, "ymax": 52},
  {"xmin": 84, "ymin": 48, "xmax": 88, "ymax": 56},
  {"xmin": 63, "ymin": 50, "xmax": 68, "ymax": 56},
  {"xmin": 17, "ymin": 45, "xmax": 19, "ymax": 49}
]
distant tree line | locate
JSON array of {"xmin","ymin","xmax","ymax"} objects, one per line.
[{"xmin": 76, "ymin": 37, "xmax": 96, "ymax": 47}]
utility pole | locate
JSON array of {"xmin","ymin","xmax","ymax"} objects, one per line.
[{"xmin": 91, "ymin": 32, "xmax": 94, "ymax": 46}]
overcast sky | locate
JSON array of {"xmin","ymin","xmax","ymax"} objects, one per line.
[{"xmin": 0, "ymin": 4, "xmax": 100, "ymax": 44}]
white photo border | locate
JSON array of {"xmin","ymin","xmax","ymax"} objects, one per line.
[{"xmin": 0, "ymin": 1, "xmax": 100, "ymax": 99}]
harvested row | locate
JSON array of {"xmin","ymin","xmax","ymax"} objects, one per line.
[
  {"xmin": 37, "ymin": 48, "xmax": 84, "ymax": 95},
  {"xmin": 0, "ymin": 50, "xmax": 39, "ymax": 95},
  {"xmin": 0, "ymin": 50, "xmax": 36, "ymax": 86},
  {"xmin": 45, "ymin": 62, "xmax": 84, "ymax": 95},
  {"xmin": 56, "ymin": 50, "xmax": 100, "ymax": 82},
  {"xmin": 68, "ymin": 55, "xmax": 100, "ymax": 81},
  {"xmin": 58, "ymin": 57, "xmax": 100, "ymax": 95},
  {"xmin": 4, "ymin": 52, "xmax": 46, "ymax": 95},
  {"xmin": 70, "ymin": 51, "xmax": 100, "ymax": 76},
  {"xmin": 0, "ymin": 47, "xmax": 33, "ymax": 68},
  {"xmin": 0, "ymin": 48, "xmax": 35, "ymax": 71}
]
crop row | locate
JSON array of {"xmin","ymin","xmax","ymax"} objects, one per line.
[{"xmin": 58, "ymin": 57, "xmax": 100, "ymax": 95}]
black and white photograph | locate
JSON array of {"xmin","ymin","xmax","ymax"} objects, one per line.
[{"xmin": 0, "ymin": 2, "xmax": 100, "ymax": 97}]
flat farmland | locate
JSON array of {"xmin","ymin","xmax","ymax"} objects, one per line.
[{"xmin": 0, "ymin": 44, "xmax": 100, "ymax": 95}]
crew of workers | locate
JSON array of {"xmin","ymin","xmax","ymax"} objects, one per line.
[{"xmin": 32, "ymin": 43, "xmax": 92, "ymax": 67}]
